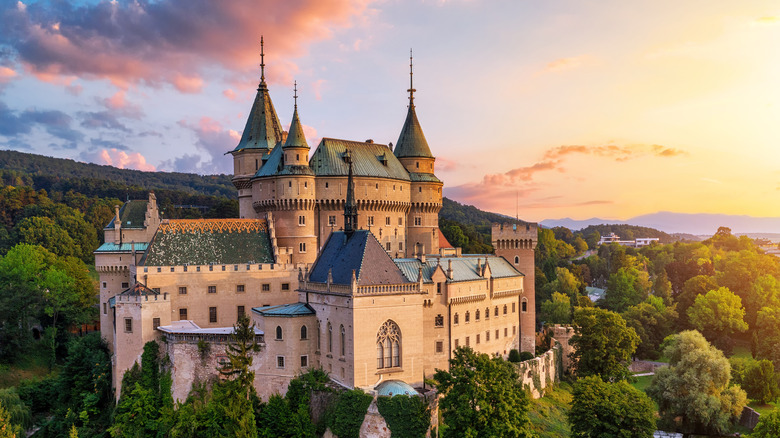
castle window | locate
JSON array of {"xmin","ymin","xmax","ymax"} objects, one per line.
[
  {"xmin": 375, "ymin": 183, "xmax": 379, "ymax": 189},
  {"xmin": 386, "ymin": 242, "xmax": 391, "ymax": 251},
  {"xmin": 328, "ymin": 215, "xmax": 336, "ymax": 226},
  {"xmin": 288, "ymin": 181, "xmax": 292, "ymax": 188},
  {"xmin": 301, "ymin": 325, "xmax": 308, "ymax": 340},
  {"xmin": 234, "ymin": 265, "xmax": 238, "ymax": 271},
  {"xmin": 144, "ymin": 267, "xmax": 148, "ymax": 273},
  {"xmin": 486, "ymin": 330, "xmax": 490, "ymax": 341},
  {"xmin": 416, "ymin": 161, "xmax": 419, "ymax": 168},
  {"xmin": 237, "ymin": 284, "xmax": 245, "ymax": 293},
  {"xmin": 276, "ymin": 326, "xmax": 283, "ymax": 340},
  {"xmin": 436, "ymin": 341, "xmax": 443, "ymax": 353},
  {"xmin": 297, "ymin": 154, "xmax": 300, "ymax": 161},
  {"xmin": 454, "ymin": 339, "xmax": 459, "ymax": 349},
  {"xmin": 376, "ymin": 320, "xmax": 401, "ymax": 369},
  {"xmin": 208, "ymin": 285, "xmax": 216, "ymax": 294},
  {"xmin": 237, "ymin": 306, "xmax": 245, "ymax": 320},
  {"xmin": 102, "ymin": 282, "xmax": 106, "ymax": 288},
  {"xmin": 514, "ymin": 256, "xmax": 519, "ymax": 264},
  {"xmin": 435, "ymin": 314, "xmax": 444, "ymax": 327},
  {"xmin": 183, "ymin": 266, "xmax": 187, "ymax": 272},
  {"xmin": 465, "ymin": 311, "xmax": 470, "ymax": 323},
  {"xmin": 209, "ymin": 307, "xmax": 217, "ymax": 323},
  {"xmin": 298, "ymin": 215, "xmax": 305, "ymax": 225},
  {"xmin": 325, "ymin": 182, "xmax": 329, "ymax": 188},
  {"xmin": 466, "ymin": 336, "xmax": 470, "ymax": 347},
  {"xmin": 179, "ymin": 308, "xmax": 187, "ymax": 320},
  {"xmin": 485, "ymin": 307, "xmax": 490, "ymax": 319},
  {"xmin": 124, "ymin": 318, "xmax": 132, "ymax": 333},
  {"xmin": 496, "ymin": 329, "xmax": 499, "ymax": 339},
  {"xmin": 476, "ymin": 334, "xmax": 480, "ymax": 344},
  {"xmin": 255, "ymin": 159, "xmax": 258, "ymax": 170},
  {"xmin": 340, "ymin": 325, "xmax": 346, "ymax": 356},
  {"xmin": 196, "ymin": 266, "xmax": 201, "ymax": 272},
  {"xmin": 222, "ymin": 265, "xmax": 226, "ymax": 271},
  {"xmin": 522, "ymin": 298, "xmax": 528, "ymax": 313},
  {"xmin": 282, "ymin": 283, "xmax": 290, "ymax": 291},
  {"xmin": 436, "ymin": 283, "xmax": 441, "ymax": 294},
  {"xmin": 328, "ymin": 323, "xmax": 333, "ymax": 353},
  {"xmin": 209, "ymin": 265, "xmax": 213, "ymax": 271},
  {"xmin": 454, "ymin": 313, "xmax": 459, "ymax": 325},
  {"xmin": 157, "ymin": 267, "xmax": 161, "ymax": 273},
  {"xmin": 262, "ymin": 283, "xmax": 270, "ymax": 292},
  {"xmin": 494, "ymin": 306, "xmax": 499, "ymax": 317},
  {"xmin": 300, "ymin": 355, "xmax": 308, "ymax": 367},
  {"xmin": 512, "ymin": 302, "xmax": 516, "ymax": 313},
  {"xmin": 476, "ymin": 310, "xmax": 480, "ymax": 320},
  {"xmin": 171, "ymin": 267, "xmax": 175, "ymax": 272},
  {"xmin": 385, "ymin": 216, "xmax": 391, "ymax": 226},
  {"xmin": 503, "ymin": 305, "xmax": 508, "ymax": 315},
  {"xmin": 368, "ymin": 216, "xmax": 374, "ymax": 226},
  {"xmin": 153, "ymin": 318, "xmax": 160, "ymax": 330},
  {"xmin": 399, "ymin": 242, "xmax": 403, "ymax": 251},
  {"xmin": 122, "ymin": 282, "xmax": 129, "ymax": 289},
  {"xmin": 398, "ymin": 217, "xmax": 403, "ymax": 226},
  {"xmin": 414, "ymin": 217, "xmax": 421, "ymax": 226},
  {"xmin": 179, "ymin": 287, "xmax": 187, "ymax": 295},
  {"xmin": 299, "ymin": 242, "xmax": 307, "ymax": 253},
  {"xmin": 304, "ymin": 181, "xmax": 307, "ymax": 188},
  {"xmin": 504, "ymin": 328, "xmax": 508, "ymax": 337},
  {"xmin": 103, "ymin": 303, "xmax": 107, "ymax": 314},
  {"xmin": 277, "ymin": 356, "xmax": 285, "ymax": 369},
  {"xmin": 513, "ymin": 326, "xmax": 516, "ymax": 335}
]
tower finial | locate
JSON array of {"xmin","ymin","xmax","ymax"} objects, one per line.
[
  {"xmin": 343, "ymin": 149, "xmax": 358, "ymax": 235},
  {"xmin": 260, "ymin": 36, "xmax": 266, "ymax": 84},
  {"xmin": 407, "ymin": 48, "xmax": 416, "ymax": 107},
  {"xmin": 293, "ymin": 80, "xmax": 298, "ymax": 110}
]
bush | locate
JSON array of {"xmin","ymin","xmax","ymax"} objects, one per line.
[
  {"xmin": 328, "ymin": 389, "xmax": 373, "ymax": 438},
  {"xmin": 376, "ymin": 395, "xmax": 430, "ymax": 438},
  {"xmin": 519, "ymin": 352, "xmax": 535, "ymax": 362},
  {"xmin": 508, "ymin": 350, "xmax": 521, "ymax": 362}
]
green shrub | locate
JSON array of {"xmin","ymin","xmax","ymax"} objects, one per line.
[
  {"xmin": 520, "ymin": 351, "xmax": 535, "ymax": 362},
  {"xmin": 508, "ymin": 349, "xmax": 521, "ymax": 362},
  {"xmin": 377, "ymin": 395, "xmax": 430, "ymax": 438},
  {"xmin": 328, "ymin": 389, "xmax": 372, "ymax": 438}
]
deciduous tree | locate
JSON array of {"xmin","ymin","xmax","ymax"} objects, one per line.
[
  {"xmin": 568, "ymin": 375, "xmax": 655, "ymax": 438},
  {"xmin": 569, "ymin": 307, "xmax": 638, "ymax": 381},
  {"xmin": 687, "ymin": 287, "xmax": 747, "ymax": 354}
]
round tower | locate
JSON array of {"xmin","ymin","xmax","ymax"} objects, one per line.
[
  {"xmin": 254, "ymin": 83, "xmax": 317, "ymax": 265},
  {"xmin": 394, "ymin": 52, "xmax": 443, "ymax": 257},
  {"xmin": 229, "ymin": 37, "xmax": 283, "ymax": 218}
]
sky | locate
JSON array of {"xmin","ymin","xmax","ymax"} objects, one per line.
[{"xmin": 0, "ymin": 0, "xmax": 778, "ymax": 222}]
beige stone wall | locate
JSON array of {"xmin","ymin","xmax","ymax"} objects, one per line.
[
  {"xmin": 515, "ymin": 341, "xmax": 562, "ymax": 399},
  {"xmin": 140, "ymin": 263, "xmax": 300, "ymax": 329},
  {"xmin": 113, "ymin": 294, "xmax": 171, "ymax": 396}
]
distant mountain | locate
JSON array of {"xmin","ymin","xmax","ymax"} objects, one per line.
[{"xmin": 541, "ymin": 212, "xmax": 780, "ymax": 235}]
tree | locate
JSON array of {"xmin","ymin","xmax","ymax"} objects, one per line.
[
  {"xmin": 568, "ymin": 375, "xmax": 655, "ymax": 438},
  {"xmin": 540, "ymin": 267, "xmax": 581, "ymax": 311},
  {"xmin": 652, "ymin": 270, "xmax": 673, "ymax": 304},
  {"xmin": 687, "ymin": 287, "xmax": 747, "ymax": 354},
  {"xmin": 376, "ymin": 395, "xmax": 431, "ymax": 438},
  {"xmin": 752, "ymin": 409, "xmax": 780, "ymax": 438},
  {"xmin": 754, "ymin": 306, "xmax": 780, "ymax": 365},
  {"xmin": 603, "ymin": 266, "xmax": 650, "ymax": 313},
  {"xmin": 730, "ymin": 358, "xmax": 779, "ymax": 405},
  {"xmin": 220, "ymin": 315, "xmax": 262, "ymax": 397},
  {"xmin": 622, "ymin": 296, "xmax": 677, "ymax": 360},
  {"xmin": 647, "ymin": 330, "xmax": 747, "ymax": 435},
  {"xmin": 434, "ymin": 347, "xmax": 532, "ymax": 438},
  {"xmin": 0, "ymin": 400, "xmax": 22, "ymax": 438},
  {"xmin": 540, "ymin": 292, "xmax": 571, "ymax": 324},
  {"xmin": 569, "ymin": 307, "xmax": 638, "ymax": 381},
  {"xmin": 676, "ymin": 275, "xmax": 718, "ymax": 326}
]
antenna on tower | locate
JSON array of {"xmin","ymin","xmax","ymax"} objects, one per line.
[{"xmin": 408, "ymin": 48, "xmax": 416, "ymax": 107}]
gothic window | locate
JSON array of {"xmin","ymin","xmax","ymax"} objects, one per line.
[
  {"xmin": 503, "ymin": 305, "xmax": 508, "ymax": 315},
  {"xmin": 485, "ymin": 307, "xmax": 490, "ymax": 319},
  {"xmin": 300, "ymin": 325, "xmax": 308, "ymax": 340},
  {"xmin": 454, "ymin": 313, "xmax": 459, "ymax": 325},
  {"xmin": 276, "ymin": 326, "xmax": 283, "ymax": 340},
  {"xmin": 328, "ymin": 323, "xmax": 333, "ymax": 353},
  {"xmin": 465, "ymin": 311, "xmax": 470, "ymax": 323},
  {"xmin": 328, "ymin": 215, "xmax": 337, "ymax": 226},
  {"xmin": 376, "ymin": 320, "xmax": 401, "ymax": 369},
  {"xmin": 340, "ymin": 325, "xmax": 346, "ymax": 356},
  {"xmin": 494, "ymin": 306, "xmax": 499, "ymax": 317},
  {"xmin": 475, "ymin": 309, "xmax": 480, "ymax": 320},
  {"xmin": 435, "ymin": 314, "xmax": 444, "ymax": 327},
  {"xmin": 522, "ymin": 298, "xmax": 528, "ymax": 313},
  {"xmin": 514, "ymin": 256, "xmax": 519, "ymax": 264}
]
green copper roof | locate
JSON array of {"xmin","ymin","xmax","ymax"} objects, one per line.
[
  {"xmin": 95, "ymin": 242, "xmax": 149, "ymax": 253},
  {"xmin": 106, "ymin": 200, "xmax": 148, "ymax": 229},
  {"xmin": 252, "ymin": 145, "xmax": 315, "ymax": 178},
  {"xmin": 309, "ymin": 138, "xmax": 411, "ymax": 181},
  {"xmin": 142, "ymin": 219, "xmax": 274, "ymax": 266},
  {"xmin": 393, "ymin": 105, "xmax": 433, "ymax": 158},
  {"xmin": 408, "ymin": 172, "xmax": 441, "ymax": 183},
  {"xmin": 252, "ymin": 303, "xmax": 316, "ymax": 317},
  {"xmin": 283, "ymin": 108, "xmax": 308, "ymax": 149},
  {"xmin": 376, "ymin": 380, "xmax": 418, "ymax": 397},
  {"xmin": 394, "ymin": 255, "xmax": 523, "ymax": 283},
  {"xmin": 232, "ymin": 83, "xmax": 283, "ymax": 153}
]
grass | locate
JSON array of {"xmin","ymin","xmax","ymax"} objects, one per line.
[
  {"xmin": 527, "ymin": 381, "xmax": 573, "ymax": 438},
  {"xmin": 0, "ymin": 346, "xmax": 53, "ymax": 389},
  {"xmin": 630, "ymin": 375, "xmax": 654, "ymax": 392},
  {"xmin": 729, "ymin": 344, "xmax": 753, "ymax": 360}
]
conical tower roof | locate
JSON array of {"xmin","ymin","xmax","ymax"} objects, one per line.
[
  {"xmin": 232, "ymin": 38, "xmax": 283, "ymax": 153},
  {"xmin": 283, "ymin": 81, "xmax": 309, "ymax": 149},
  {"xmin": 393, "ymin": 51, "xmax": 433, "ymax": 159}
]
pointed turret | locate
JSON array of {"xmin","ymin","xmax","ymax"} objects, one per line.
[
  {"xmin": 232, "ymin": 37, "xmax": 283, "ymax": 153},
  {"xmin": 343, "ymin": 150, "xmax": 358, "ymax": 234},
  {"xmin": 283, "ymin": 81, "xmax": 309, "ymax": 149},
  {"xmin": 394, "ymin": 50, "xmax": 433, "ymax": 159}
]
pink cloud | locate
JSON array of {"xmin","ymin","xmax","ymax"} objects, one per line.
[
  {"xmin": 1, "ymin": 0, "xmax": 370, "ymax": 89},
  {"xmin": 541, "ymin": 55, "xmax": 594, "ymax": 74},
  {"xmin": 223, "ymin": 89, "xmax": 237, "ymax": 100},
  {"xmin": 0, "ymin": 66, "xmax": 17, "ymax": 82},
  {"xmin": 311, "ymin": 79, "xmax": 327, "ymax": 101},
  {"xmin": 94, "ymin": 148, "xmax": 156, "ymax": 171}
]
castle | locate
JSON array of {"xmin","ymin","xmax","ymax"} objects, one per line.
[{"xmin": 96, "ymin": 46, "xmax": 538, "ymax": 401}]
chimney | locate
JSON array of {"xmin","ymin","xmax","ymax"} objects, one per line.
[{"xmin": 447, "ymin": 260, "xmax": 453, "ymax": 280}]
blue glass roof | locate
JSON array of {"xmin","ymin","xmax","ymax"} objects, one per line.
[
  {"xmin": 376, "ymin": 380, "xmax": 418, "ymax": 397},
  {"xmin": 252, "ymin": 303, "xmax": 316, "ymax": 317}
]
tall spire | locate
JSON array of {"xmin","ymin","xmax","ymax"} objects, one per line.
[
  {"xmin": 394, "ymin": 50, "xmax": 433, "ymax": 159},
  {"xmin": 283, "ymin": 81, "xmax": 308, "ymax": 149},
  {"xmin": 408, "ymin": 48, "xmax": 415, "ymax": 107},
  {"xmin": 231, "ymin": 38, "xmax": 283, "ymax": 153},
  {"xmin": 260, "ymin": 36, "xmax": 266, "ymax": 86},
  {"xmin": 343, "ymin": 149, "xmax": 358, "ymax": 234}
]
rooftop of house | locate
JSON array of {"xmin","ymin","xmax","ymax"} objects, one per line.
[
  {"xmin": 94, "ymin": 242, "xmax": 149, "ymax": 253},
  {"xmin": 156, "ymin": 320, "xmax": 264, "ymax": 335},
  {"xmin": 141, "ymin": 219, "xmax": 274, "ymax": 266},
  {"xmin": 252, "ymin": 303, "xmax": 316, "ymax": 317},
  {"xmin": 393, "ymin": 255, "xmax": 523, "ymax": 283},
  {"xmin": 106, "ymin": 200, "xmax": 148, "ymax": 229}
]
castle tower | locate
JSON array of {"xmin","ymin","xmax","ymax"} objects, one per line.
[
  {"xmin": 492, "ymin": 222, "xmax": 538, "ymax": 353},
  {"xmin": 229, "ymin": 37, "xmax": 284, "ymax": 218},
  {"xmin": 394, "ymin": 51, "xmax": 442, "ymax": 257},
  {"xmin": 260, "ymin": 83, "xmax": 317, "ymax": 264}
]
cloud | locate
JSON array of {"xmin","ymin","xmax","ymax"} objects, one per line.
[
  {"xmin": 541, "ymin": 55, "xmax": 595, "ymax": 74},
  {"xmin": 79, "ymin": 111, "xmax": 128, "ymax": 131},
  {"xmin": 311, "ymin": 79, "xmax": 326, "ymax": 101},
  {"xmin": 0, "ymin": 0, "xmax": 370, "ymax": 89},
  {"xmin": 436, "ymin": 156, "xmax": 458, "ymax": 172},
  {"xmin": 755, "ymin": 16, "xmax": 778, "ymax": 25},
  {"xmin": 173, "ymin": 117, "xmax": 237, "ymax": 174},
  {"xmin": 223, "ymin": 89, "xmax": 237, "ymax": 100},
  {"xmin": 543, "ymin": 143, "xmax": 687, "ymax": 161},
  {"xmin": 99, "ymin": 91, "xmax": 143, "ymax": 119},
  {"xmin": 82, "ymin": 148, "xmax": 155, "ymax": 171},
  {"xmin": 0, "ymin": 66, "xmax": 17, "ymax": 82}
]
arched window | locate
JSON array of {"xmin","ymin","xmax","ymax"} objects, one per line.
[
  {"xmin": 485, "ymin": 307, "xmax": 490, "ymax": 319},
  {"xmin": 475, "ymin": 309, "xmax": 480, "ymax": 320},
  {"xmin": 276, "ymin": 326, "xmax": 283, "ymax": 340},
  {"xmin": 328, "ymin": 322, "xmax": 333, "ymax": 353},
  {"xmin": 522, "ymin": 298, "xmax": 528, "ymax": 313},
  {"xmin": 503, "ymin": 305, "xmax": 508, "ymax": 315},
  {"xmin": 300, "ymin": 325, "xmax": 308, "ymax": 340},
  {"xmin": 494, "ymin": 306, "xmax": 499, "ymax": 317},
  {"xmin": 454, "ymin": 313, "xmax": 459, "ymax": 324},
  {"xmin": 340, "ymin": 325, "xmax": 346, "ymax": 356},
  {"xmin": 376, "ymin": 320, "xmax": 401, "ymax": 369},
  {"xmin": 514, "ymin": 256, "xmax": 519, "ymax": 264},
  {"xmin": 465, "ymin": 311, "xmax": 470, "ymax": 323}
]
